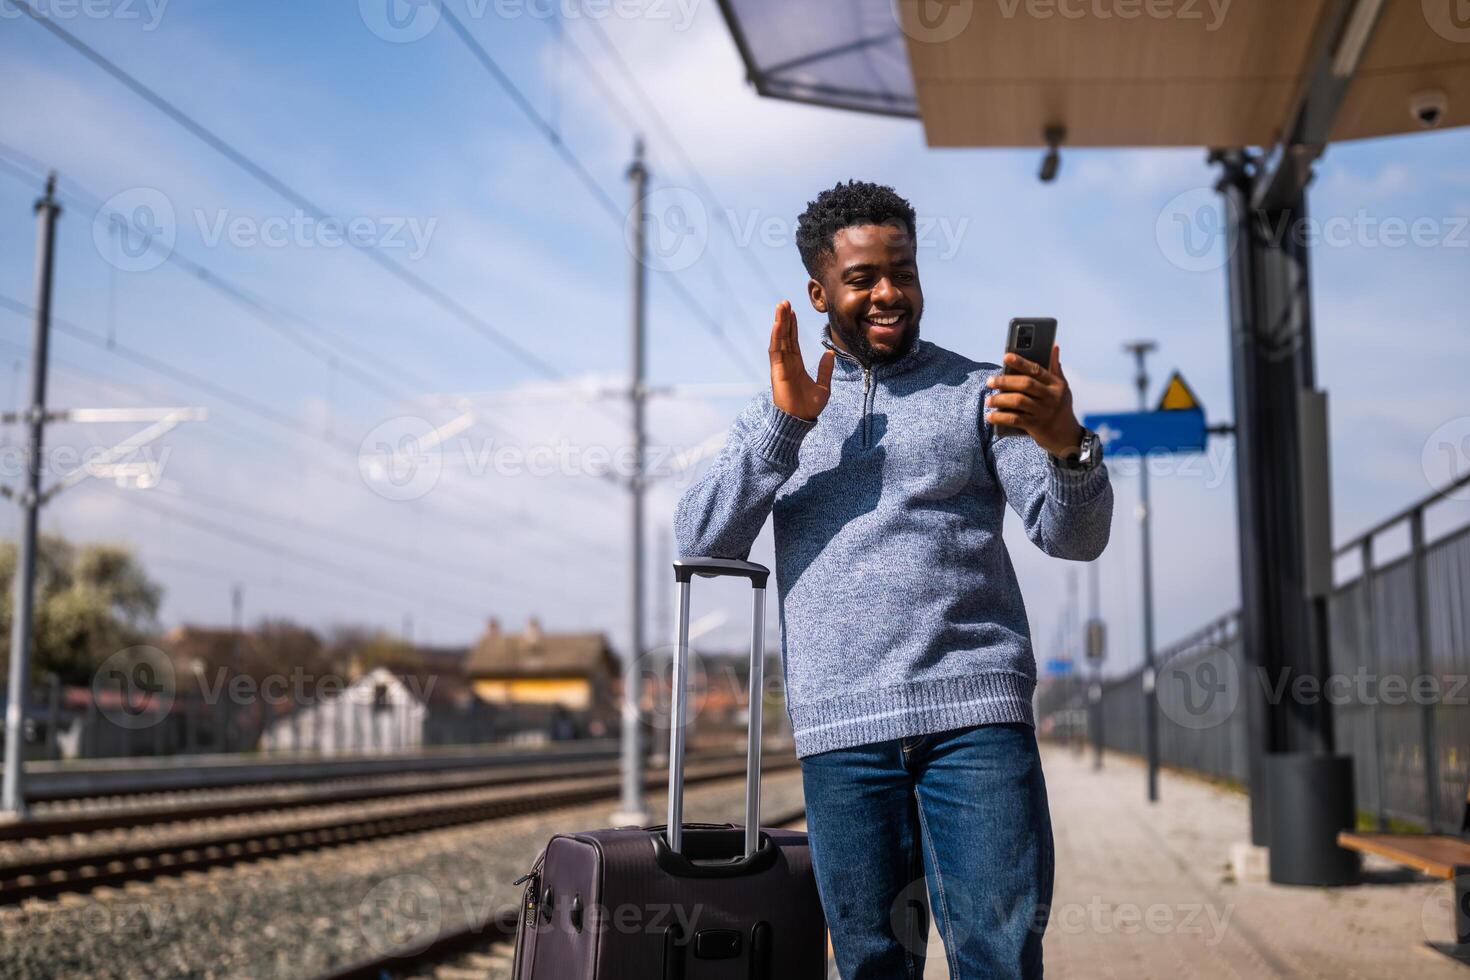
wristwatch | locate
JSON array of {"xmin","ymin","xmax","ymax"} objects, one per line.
[{"xmin": 1051, "ymin": 428, "xmax": 1102, "ymax": 472}]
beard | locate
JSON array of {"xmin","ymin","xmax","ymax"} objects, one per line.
[{"xmin": 828, "ymin": 307, "xmax": 922, "ymax": 366}]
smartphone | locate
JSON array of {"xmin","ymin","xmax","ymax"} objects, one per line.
[{"xmin": 993, "ymin": 317, "xmax": 1057, "ymax": 439}]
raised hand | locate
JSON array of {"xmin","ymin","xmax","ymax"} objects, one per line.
[{"xmin": 768, "ymin": 300, "xmax": 836, "ymax": 422}]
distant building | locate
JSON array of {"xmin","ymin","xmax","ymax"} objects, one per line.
[
  {"xmin": 464, "ymin": 617, "xmax": 619, "ymax": 738},
  {"xmin": 259, "ymin": 667, "xmax": 426, "ymax": 755}
]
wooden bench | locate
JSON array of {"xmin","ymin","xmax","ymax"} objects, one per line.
[{"xmin": 1338, "ymin": 783, "xmax": 1470, "ymax": 956}]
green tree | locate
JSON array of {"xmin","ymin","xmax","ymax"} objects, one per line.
[
  {"xmin": 0, "ymin": 536, "xmax": 162, "ymax": 685},
  {"xmin": 247, "ymin": 618, "xmax": 330, "ymax": 680}
]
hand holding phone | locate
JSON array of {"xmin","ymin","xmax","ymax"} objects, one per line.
[
  {"xmin": 985, "ymin": 317, "xmax": 1088, "ymax": 460},
  {"xmin": 992, "ymin": 318, "xmax": 1057, "ymax": 440}
]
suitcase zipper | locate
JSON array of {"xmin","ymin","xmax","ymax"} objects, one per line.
[
  {"xmin": 510, "ymin": 864, "xmax": 543, "ymax": 977},
  {"xmin": 513, "ymin": 868, "xmax": 542, "ymax": 930}
]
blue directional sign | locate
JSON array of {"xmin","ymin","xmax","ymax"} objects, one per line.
[
  {"xmin": 1083, "ymin": 408, "xmax": 1206, "ymax": 456},
  {"xmin": 1044, "ymin": 658, "xmax": 1075, "ymax": 677}
]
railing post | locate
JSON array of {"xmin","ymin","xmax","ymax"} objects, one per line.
[
  {"xmin": 1358, "ymin": 537, "xmax": 1386, "ymax": 830},
  {"xmin": 1408, "ymin": 509, "xmax": 1442, "ymax": 832}
]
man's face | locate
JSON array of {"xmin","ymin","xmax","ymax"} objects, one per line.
[{"xmin": 809, "ymin": 221, "xmax": 923, "ymax": 365}]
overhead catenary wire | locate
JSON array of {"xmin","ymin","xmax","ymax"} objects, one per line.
[
  {"xmin": 8, "ymin": 5, "xmax": 747, "ymax": 431},
  {"xmin": 0, "ymin": 294, "xmax": 351, "ymax": 453},
  {"xmin": 436, "ymin": 4, "xmax": 762, "ymax": 382},
  {"xmin": 0, "ymin": 151, "xmax": 633, "ymax": 503},
  {"xmin": 147, "ymin": 551, "xmax": 453, "ymax": 626},
  {"xmin": 0, "ymin": 295, "xmax": 623, "ymax": 564},
  {"xmin": 0, "ymin": 330, "xmax": 298, "ymax": 459},
  {"xmin": 578, "ymin": 16, "xmax": 791, "ymax": 303},
  {"xmin": 0, "ymin": 143, "xmax": 448, "ymax": 405},
  {"xmin": 1, "ymin": 5, "xmax": 752, "ymax": 624},
  {"xmin": 11, "ymin": 0, "xmax": 561, "ymax": 381},
  {"xmin": 541, "ymin": 16, "xmax": 771, "ymax": 336},
  {"xmin": 0, "ymin": 338, "xmax": 538, "ymax": 611},
  {"xmin": 163, "ymin": 485, "xmax": 549, "ymax": 599},
  {"xmin": 0, "ymin": 149, "xmax": 433, "ymax": 433},
  {"xmin": 117, "ymin": 488, "xmax": 494, "ymax": 620}
]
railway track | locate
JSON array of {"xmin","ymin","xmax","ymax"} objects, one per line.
[
  {"xmin": 315, "ymin": 805, "xmax": 811, "ymax": 980},
  {"xmin": 0, "ymin": 755, "xmax": 796, "ymax": 906},
  {"xmin": 0, "ymin": 754, "xmax": 735, "ymax": 843},
  {"xmin": 16, "ymin": 740, "xmax": 625, "ymax": 804}
]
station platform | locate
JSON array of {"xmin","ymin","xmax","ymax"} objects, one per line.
[
  {"xmin": 1006, "ymin": 745, "xmax": 1459, "ymax": 979},
  {"xmin": 794, "ymin": 740, "xmax": 1462, "ymax": 979}
]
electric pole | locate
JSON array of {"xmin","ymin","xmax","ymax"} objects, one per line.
[
  {"xmin": 3, "ymin": 174, "xmax": 60, "ymax": 819},
  {"xmin": 655, "ymin": 529, "xmax": 671, "ymax": 657},
  {"xmin": 1088, "ymin": 559, "xmax": 1104, "ymax": 771},
  {"xmin": 613, "ymin": 139, "xmax": 650, "ymax": 826},
  {"xmin": 1067, "ymin": 567, "xmax": 1081, "ymax": 754},
  {"xmin": 228, "ymin": 584, "xmax": 242, "ymax": 753},
  {"xmin": 1124, "ymin": 340, "xmax": 1160, "ymax": 803}
]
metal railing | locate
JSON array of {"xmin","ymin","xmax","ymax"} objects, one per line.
[
  {"xmin": 1330, "ymin": 471, "xmax": 1470, "ymax": 833},
  {"xmin": 1042, "ymin": 471, "xmax": 1470, "ymax": 834}
]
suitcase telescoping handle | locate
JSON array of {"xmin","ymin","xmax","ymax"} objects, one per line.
[{"xmin": 667, "ymin": 558, "xmax": 769, "ymax": 858}]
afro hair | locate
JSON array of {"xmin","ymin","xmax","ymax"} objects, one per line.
[{"xmin": 795, "ymin": 180, "xmax": 917, "ymax": 279}]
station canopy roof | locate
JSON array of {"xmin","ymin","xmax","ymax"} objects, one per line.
[{"xmin": 716, "ymin": 0, "xmax": 1470, "ymax": 147}]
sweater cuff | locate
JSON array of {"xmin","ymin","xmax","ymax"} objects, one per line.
[
  {"xmin": 1046, "ymin": 456, "xmax": 1108, "ymax": 505},
  {"xmin": 750, "ymin": 400, "xmax": 816, "ymax": 468}
]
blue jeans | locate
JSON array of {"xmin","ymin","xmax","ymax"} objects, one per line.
[{"xmin": 800, "ymin": 722, "xmax": 1053, "ymax": 979}]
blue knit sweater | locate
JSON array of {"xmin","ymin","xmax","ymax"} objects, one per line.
[{"xmin": 674, "ymin": 326, "xmax": 1114, "ymax": 758}]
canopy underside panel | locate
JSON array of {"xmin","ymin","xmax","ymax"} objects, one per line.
[{"xmin": 720, "ymin": 0, "xmax": 1470, "ymax": 148}]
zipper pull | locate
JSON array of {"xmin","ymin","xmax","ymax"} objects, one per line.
[{"xmin": 517, "ymin": 869, "xmax": 542, "ymax": 929}]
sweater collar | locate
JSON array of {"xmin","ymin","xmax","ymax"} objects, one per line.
[{"xmin": 820, "ymin": 322, "xmax": 932, "ymax": 380}]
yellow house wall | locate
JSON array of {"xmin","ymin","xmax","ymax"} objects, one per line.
[{"xmin": 473, "ymin": 678, "xmax": 592, "ymax": 710}]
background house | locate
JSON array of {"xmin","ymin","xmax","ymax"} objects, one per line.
[
  {"xmin": 259, "ymin": 666, "xmax": 426, "ymax": 755},
  {"xmin": 464, "ymin": 617, "xmax": 619, "ymax": 740}
]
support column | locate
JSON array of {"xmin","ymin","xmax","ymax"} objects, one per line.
[{"xmin": 1215, "ymin": 149, "xmax": 1335, "ymax": 847}]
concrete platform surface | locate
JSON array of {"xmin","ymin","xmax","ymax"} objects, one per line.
[
  {"xmin": 1037, "ymin": 744, "xmax": 1462, "ymax": 979},
  {"xmin": 819, "ymin": 744, "xmax": 1464, "ymax": 979}
]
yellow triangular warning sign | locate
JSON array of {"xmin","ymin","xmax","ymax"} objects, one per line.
[{"xmin": 1157, "ymin": 371, "xmax": 1201, "ymax": 412}]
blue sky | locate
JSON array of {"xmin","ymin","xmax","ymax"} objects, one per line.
[{"xmin": 0, "ymin": 0, "xmax": 1466, "ymax": 678}]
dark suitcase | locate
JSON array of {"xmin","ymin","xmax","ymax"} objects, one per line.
[{"xmin": 511, "ymin": 557, "xmax": 827, "ymax": 979}]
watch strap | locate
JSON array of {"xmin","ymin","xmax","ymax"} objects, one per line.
[{"xmin": 1051, "ymin": 429, "xmax": 1101, "ymax": 471}]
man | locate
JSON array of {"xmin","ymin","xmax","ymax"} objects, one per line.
[{"xmin": 674, "ymin": 180, "xmax": 1112, "ymax": 979}]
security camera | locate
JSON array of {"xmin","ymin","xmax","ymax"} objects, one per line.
[
  {"xmin": 1409, "ymin": 89, "xmax": 1448, "ymax": 129},
  {"xmin": 1039, "ymin": 125, "xmax": 1065, "ymax": 183},
  {"xmin": 1039, "ymin": 148, "xmax": 1061, "ymax": 183}
]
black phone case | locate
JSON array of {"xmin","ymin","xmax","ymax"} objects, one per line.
[{"xmin": 994, "ymin": 317, "xmax": 1057, "ymax": 439}]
